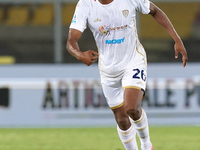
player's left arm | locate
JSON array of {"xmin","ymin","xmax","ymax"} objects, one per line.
[{"xmin": 149, "ymin": 2, "xmax": 188, "ymax": 67}]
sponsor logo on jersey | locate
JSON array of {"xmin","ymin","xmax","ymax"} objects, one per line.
[
  {"xmin": 99, "ymin": 25, "xmax": 128, "ymax": 36},
  {"xmin": 94, "ymin": 18, "xmax": 101, "ymax": 22},
  {"xmin": 106, "ymin": 37, "xmax": 125, "ymax": 44},
  {"xmin": 99, "ymin": 26, "xmax": 110, "ymax": 36},
  {"xmin": 122, "ymin": 10, "xmax": 129, "ymax": 18},
  {"xmin": 72, "ymin": 14, "xmax": 76, "ymax": 23}
]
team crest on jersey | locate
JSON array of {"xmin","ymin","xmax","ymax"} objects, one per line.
[{"xmin": 122, "ymin": 10, "xmax": 129, "ymax": 18}]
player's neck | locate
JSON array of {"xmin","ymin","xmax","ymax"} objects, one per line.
[{"xmin": 98, "ymin": 0, "xmax": 114, "ymax": 4}]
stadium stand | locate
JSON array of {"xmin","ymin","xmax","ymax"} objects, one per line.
[
  {"xmin": 30, "ymin": 4, "xmax": 54, "ymax": 26},
  {"xmin": 5, "ymin": 5, "xmax": 29, "ymax": 26},
  {"xmin": 62, "ymin": 4, "xmax": 76, "ymax": 25},
  {"xmin": 0, "ymin": 8, "xmax": 3, "ymax": 23},
  {"xmin": 0, "ymin": 56, "xmax": 15, "ymax": 64},
  {"xmin": 0, "ymin": 2, "xmax": 199, "ymax": 63},
  {"xmin": 140, "ymin": 3, "xmax": 200, "ymax": 40}
]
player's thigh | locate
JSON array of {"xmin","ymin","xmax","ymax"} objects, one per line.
[
  {"xmin": 101, "ymin": 78, "xmax": 124, "ymax": 109},
  {"xmin": 124, "ymin": 88, "xmax": 144, "ymax": 109},
  {"xmin": 101, "ymin": 78, "xmax": 131, "ymax": 129}
]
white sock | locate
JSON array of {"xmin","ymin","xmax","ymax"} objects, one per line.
[
  {"xmin": 117, "ymin": 124, "xmax": 138, "ymax": 150},
  {"xmin": 131, "ymin": 109, "xmax": 152, "ymax": 150}
]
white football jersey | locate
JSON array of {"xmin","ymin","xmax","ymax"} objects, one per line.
[{"xmin": 69, "ymin": 0, "xmax": 150, "ymax": 78}]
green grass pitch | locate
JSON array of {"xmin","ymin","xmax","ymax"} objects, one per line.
[{"xmin": 0, "ymin": 126, "xmax": 200, "ymax": 150}]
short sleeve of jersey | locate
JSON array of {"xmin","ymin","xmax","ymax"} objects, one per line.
[
  {"xmin": 69, "ymin": 0, "xmax": 90, "ymax": 32},
  {"xmin": 133, "ymin": 0, "xmax": 150, "ymax": 14}
]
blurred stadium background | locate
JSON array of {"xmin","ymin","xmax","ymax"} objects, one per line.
[{"xmin": 0, "ymin": 0, "xmax": 200, "ymax": 149}]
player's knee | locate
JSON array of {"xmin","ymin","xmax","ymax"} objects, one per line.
[
  {"xmin": 126, "ymin": 105, "xmax": 141, "ymax": 118},
  {"xmin": 115, "ymin": 116, "xmax": 130, "ymax": 130}
]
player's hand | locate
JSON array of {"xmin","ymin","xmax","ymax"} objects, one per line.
[
  {"xmin": 78, "ymin": 50, "xmax": 99, "ymax": 66},
  {"xmin": 174, "ymin": 40, "xmax": 188, "ymax": 67}
]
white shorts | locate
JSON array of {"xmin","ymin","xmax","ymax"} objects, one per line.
[{"xmin": 101, "ymin": 49, "xmax": 147, "ymax": 109}]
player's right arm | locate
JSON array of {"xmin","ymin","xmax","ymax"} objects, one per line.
[{"xmin": 67, "ymin": 28, "xmax": 99, "ymax": 66}]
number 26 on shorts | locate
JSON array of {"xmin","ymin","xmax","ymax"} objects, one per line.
[{"xmin": 132, "ymin": 69, "xmax": 146, "ymax": 81}]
